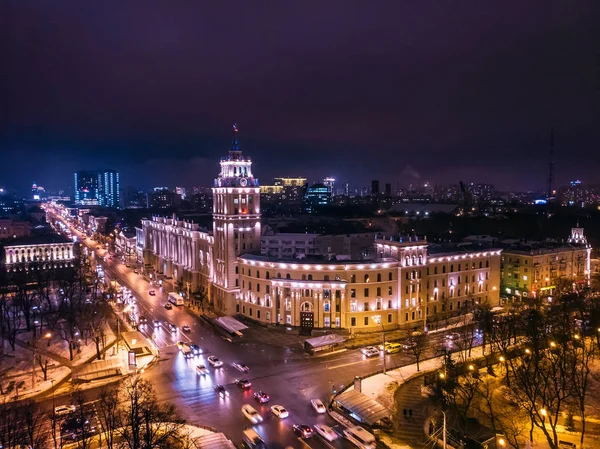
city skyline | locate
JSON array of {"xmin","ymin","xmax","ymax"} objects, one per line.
[{"xmin": 2, "ymin": 2, "xmax": 598, "ymax": 193}]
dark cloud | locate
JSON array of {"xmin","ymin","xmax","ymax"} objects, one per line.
[{"xmin": 1, "ymin": 1, "xmax": 598, "ymax": 193}]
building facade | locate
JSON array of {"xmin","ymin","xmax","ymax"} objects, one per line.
[
  {"xmin": 0, "ymin": 219, "xmax": 32, "ymax": 240},
  {"xmin": 140, "ymin": 128, "xmax": 502, "ymax": 332},
  {"xmin": 501, "ymin": 228, "xmax": 591, "ymax": 300},
  {"xmin": 3, "ymin": 235, "xmax": 76, "ymax": 272}
]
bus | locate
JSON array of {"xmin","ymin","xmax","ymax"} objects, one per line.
[
  {"xmin": 168, "ymin": 292, "xmax": 185, "ymax": 306},
  {"xmin": 343, "ymin": 426, "xmax": 376, "ymax": 449}
]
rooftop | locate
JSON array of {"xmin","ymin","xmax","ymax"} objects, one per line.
[
  {"xmin": 3, "ymin": 233, "xmax": 72, "ymax": 247},
  {"xmin": 240, "ymin": 253, "xmax": 396, "ymax": 265},
  {"xmin": 503, "ymin": 243, "xmax": 588, "ymax": 256}
]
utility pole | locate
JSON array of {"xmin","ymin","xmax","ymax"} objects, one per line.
[{"xmin": 442, "ymin": 410, "xmax": 447, "ymax": 449}]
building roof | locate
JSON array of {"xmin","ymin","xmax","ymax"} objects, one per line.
[
  {"xmin": 3, "ymin": 233, "xmax": 72, "ymax": 247},
  {"xmin": 240, "ymin": 253, "xmax": 396, "ymax": 265},
  {"xmin": 334, "ymin": 389, "xmax": 390, "ymax": 426},
  {"xmin": 503, "ymin": 243, "xmax": 588, "ymax": 256},
  {"xmin": 426, "ymin": 244, "xmax": 502, "ymax": 258},
  {"xmin": 196, "ymin": 433, "xmax": 236, "ymax": 449},
  {"xmin": 305, "ymin": 334, "xmax": 348, "ymax": 349}
]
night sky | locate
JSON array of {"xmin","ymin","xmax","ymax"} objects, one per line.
[{"xmin": 1, "ymin": 2, "xmax": 598, "ymax": 194}]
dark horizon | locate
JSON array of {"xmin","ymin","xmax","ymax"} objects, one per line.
[{"xmin": 1, "ymin": 1, "xmax": 598, "ymax": 195}]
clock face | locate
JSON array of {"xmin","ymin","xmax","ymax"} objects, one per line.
[{"xmin": 240, "ymin": 178, "xmax": 248, "ymax": 187}]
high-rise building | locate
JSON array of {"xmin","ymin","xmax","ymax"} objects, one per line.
[
  {"xmin": 303, "ymin": 183, "xmax": 331, "ymax": 213},
  {"xmin": 371, "ymin": 180, "xmax": 380, "ymax": 196},
  {"xmin": 384, "ymin": 183, "xmax": 392, "ymax": 197},
  {"xmin": 175, "ymin": 187, "xmax": 187, "ymax": 200},
  {"xmin": 323, "ymin": 177, "xmax": 335, "ymax": 196},
  {"xmin": 74, "ymin": 171, "xmax": 100, "ymax": 206},
  {"xmin": 98, "ymin": 170, "xmax": 120, "ymax": 208}
]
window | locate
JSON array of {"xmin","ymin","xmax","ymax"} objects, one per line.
[
  {"xmin": 308, "ymin": 274, "xmax": 313, "ymax": 281},
  {"xmin": 450, "ymin": 264, "xmax": 454, "ymax": 272},
  {"xmin": 277, "ymin": 272, "xmax": 282, "ymax": 278},
  {"xmin": 266, "ymin": 311, "xmax": 271, "ymax": 321},
  {"xmin": 434, "ymin": 267, "xmax": 438, "ymax": 274},
  {"xmin": 351, "ymin": 317, "xmax": 356, "ymax": 326},
  {"xmin": 324, "ymin": 301, "xmax": 330, "ymax": 312},
  {"xmin": 457, "ymin": 300, "xmax": 461, "ymax": 309},
  {"xmin": 486, "ymin": 260, "xmax": 489, "ymax": 268},
  {"xmin": 266, "ymin": 271, "xmax": 270, "ymax": 279},
  {"xmin": 364, "ymin": 288, "xmax": 369, "ymax": 297},
  {"xmin": 235, "ymin": 266, "xmax": 239, "ymax": 274},
  {"xmin": 324, "ymin": 275, "xmax": 330, "ymax": 281},
  {"xmin": 411, "ymin": 311, "xmax": 415, "ymax": 320},
  {"xmin": 479, "ymin": 261, "xmax": 483, "ymax": 269},
  {"xmin": 256, "ymin": 270, "xmax": 260, "ymax": 278},
  {"xmin": 350, "ymin": 300, "xmax": 358, "ymax": 312},
  {"xmin": 442, "ymin": 279, "xmax": 445, "ymax": 287},
  {"xmin": 442, "ymin": 265, "xmax": 446, "ymax": 274},
  {"xmin": 376, "ymin": 287, "xmax": 381, "ymax": 296},
  {"xmin": 377, "ymin": 273, "xmax": 382, "ymax": 282},
  {"xmin": 257, "ymin": 284, "xmax": 260, "ymax": 292},
  {"xmin": 302, "ymin": 274, "xmax": 306, "ymax": 280},
  {"xmin": 388, "ymin": 313, "xmax": 392, "ymax": 323},
  {"xmin": 388, "ymin": 286, "xmax": 393, "ymax": 295},
  {"xmin": 242, "ymin": 306, "xmax": 246, "ymax": 314},
  {"xmin": 364, "ymin": 317, "xmax": 369, "ymax": 326},
  {"xmin": 249, "ymin": 282, "xmax": 252, "ymax": 291},
  {"xmin": 257, "ymin": 310, "xmax": 260, "ymax": 319},
  {"xmin": 389, "ymin": 272, "xmax": 393, "ymax": 281},
  {"xmin": 324, "ymin": 289, "xmax": 331, "ymax": 299},
  {"xmin": 405, "ymin": 285, "xmax": 409, "ymax": 294},
  {"xmin": 376, "ymin": 298, "xmax": 382, "ymax": 310},
  {"xmin": 364, "ymin": 301, "xmax": 369, "ymax": 311},
  {"xmin": 351, "ymin": 274, "xmax": 356, "ymax": 283},
  {"xmin": 286, "ymin": 315, "xmax": 292, "ymax": 325},
  {"xmin": 364, "ymin": 274, "xmax": 370, "ymax": 283},
  {"xmin": 249, "ymin": 308, "xmax": 253, "ymax": 316},
  {"xmin": 388, "ymin": 300, "xmax": 392, "ymax": 309},
  {"xmin": 335, "ymin": 317, "xmax": 340, "ymax": 327},
  {"xmin": 324, "ymin": 317, "xmax": 331, "ymax": 327},
  {"xmin": 286, "ymin": 273, "xmax": 291, "ymax": 279},
  {"xmin": 266, "ymin": 285, "xmax": 270, "ymax": 294},
  {"xmin": 351, "ymin": 289, "xmax": 356, "ymax": 298},
  {"xmin": 405, "ymin": 313, "xmax": 409, "ymax": 322}
]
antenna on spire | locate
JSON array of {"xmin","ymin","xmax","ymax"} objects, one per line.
[
  {"xmin": 231, "ymin": 123, "xmax": 239, "ymax": 152},
  {"xmin": 548, "ymin": 126, "xmax": 555, "ymax": 198}
]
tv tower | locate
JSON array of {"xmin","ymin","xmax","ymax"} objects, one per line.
[{"xmin": 547, "ymin": 126, "xmax": 555, "ymax": 199}]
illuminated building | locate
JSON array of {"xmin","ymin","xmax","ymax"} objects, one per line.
[
  {"xmin": 175, "ymin": 187, "xmax": 187, "ymax": 199},
  {"xmin": 261, "ymin": 177, "xmax": 307, "ymax": 203},
  {"xmin": 74, "ymin": 170, "xmax": 120, "ymax": 207},
  {"xmin": 74, "ymin": 171, "xmax": 99, "ymax": 205},
  {"xmin": 98, "ymin": 170, "xmax": 120, "ymax": 208},
  {"xmin": 501, "ymin": 227, "xmax": 591, "ymax": 299},
  {"xmin": 141, "ymin": 125, "xmax": 502, "ymax": 332},
  {"xmin": 303, "ymin": 183, "xmax": 331, "ymax": 213},
  {"xmin": 0, "ymin": 218, "xmax": 32, "ymax": 240},
  {"xmin": 323, "ymin": 177, "xmax": 335, "ymax": 196},
  {"xmin": 3, "ymin": 234, "xmax": 75, "ymax": 272}
]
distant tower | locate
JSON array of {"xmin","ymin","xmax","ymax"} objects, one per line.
[
  {"xmin": 212, "ymin": 124, "xmax": 261, "ymax": 313},
  {"xmin": 548, "ymin": 126, "xmax": 555, "ymax": 198}
]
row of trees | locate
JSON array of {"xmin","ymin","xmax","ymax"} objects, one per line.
[
  {"xmin": 0, "ymin": 250, "xmax": 112, "ymax": 364},
  {"xmin": 433, "ymin": 292, "xmax": 600, "ymax": 449},
  {"xmin": 0, "ymin": 375, "xmax": 201, "ymax": 449}
]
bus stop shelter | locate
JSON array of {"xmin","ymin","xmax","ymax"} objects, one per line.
[
  {"xmin": 333, "ymin": 389, "xmax": 391, "ymax": 427},
  {"xmin": 304, "ymin": 334, "xmax": 347, "ymax": 354}
]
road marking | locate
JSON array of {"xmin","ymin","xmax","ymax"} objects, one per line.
[{"xmin": 326, "ymin": 360, "xmax": 366, "ymax": 370}]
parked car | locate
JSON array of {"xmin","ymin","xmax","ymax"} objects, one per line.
[
  {"xmin": 207, "ymin": 356, "xmax": 223, "ymax": 367},
  {"xmin": 54, "ymin": 405, "xmax": 76, "ymax": 417},
  {"xmin": 314, "ymin": 424, "xmax": 338, "ymax": 441},
  {"xmin": 293, "ymin": 424, "xmax": 314, "ymax": 438},
  {"xmin": 270, "ymin": 405, "xmax": 289, "ymax": 419},
  {"xmin": 233, "ymin": 362, "xmax": 249, "ymax": 372},
  {"xmin": 242, "ymin": 405, "xmax": 262, "ymax": 424},
  {"xmin": 253, "ymin": 391, "xmax": 270, "ymax": 403},
  {"xmin": 164, "ymin": 302, "xmax": 172, "ymax": 309},
  {"xmin": 235, "ymin": 378, "xmax": 252, "ymax": 389},
  {"xmin": 182, "ymin": 325, "xmax": 191, "ymax": 332},
  {"xmin": 311, "ymin": 399, "xmax": 326, "ymax": 414}
]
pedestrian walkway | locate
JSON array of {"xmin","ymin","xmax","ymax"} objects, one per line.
[
  {"xmin": 395, "ymin": 377, "xmax": 428, "ymax": 446},
  {"xmin": 14, "ymin": 337, "xmax": 71, "ymax": 367}
]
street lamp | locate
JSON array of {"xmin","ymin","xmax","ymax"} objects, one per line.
[{"xmin": 372, "ymin": 315, "xmax": 386, "ymax": 374}]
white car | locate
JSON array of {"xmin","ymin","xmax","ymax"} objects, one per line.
[
  {"xmin": 54, "ymin": 405, "xmax": 76, "ymax": 417},
  {"xmin": 363, "ymin": 348, "xmax": 380, "ymax": 358},
  {"xmin": 196, "ymin": 365, "xmax": 209, "ymax": 375},
  {"xmin": 242, "ymin": 404, "xmax": 263, "ymax": 424},
  {"xmin": 361, "ymin": 346, "xmax": 379, "ymax": 355},
  {"xmin": 311, "ymin": 398, "xmax": 326, "ymax": 414},
  {"xmin": 270, "ymin": 405, "xmax": 289, "ymax": 419},
  {"xmin": 207, "ymin": 356, "xmax": 223, "ymax": 367},
  {"xmin": 314, "ymin": 424, "xmax": 338, "ymax": 441}
]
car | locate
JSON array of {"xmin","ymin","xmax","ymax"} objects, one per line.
[
  {"xmin": 233, "ymin": 362, "xmax": 249, "ymax": 372},
  {"xmin": 253, "ymin": 391, "xmax": 270, "ymax": 403},
  {"xmin": 402, "ymin": 340, "xmax": 417, "ymax": 351},
  {"xmin": 241, "ymin": 404, "xmax": 262, "ymax": 424},
  {"xmin": 139, "ymin": 316, "xmax": 147, "ymax": 324},
  {"xmin": 182, "ymin": 325, "xmax": 191, "ymax": 332},
  {"xmin": 153, "ymin": 319, "xmax": 161, "ymax": 327},
  {"xmin": 164, "ymin": 303, "xmax": 172, "ymax": 310},
  {"xmin": 361, "ymin": 346, "xmax": 379, "ymax": 355},
  {"xmin": 149, "ymin": 290, "xmax": 156, "ymax": 296},
  {"xmin": 207, "ymin": 356, "xmax": 223, "ymax": 367},
  {"xmin": 311, "ymin": 398, "xmax": 326, "ymax": 414},
  {"xmin": 314, "ymin": 424, "xmax": 338, "ymax": 441},
  {"xmin": 446, "ymin": 332, "xmax": 461, "ymax": 340},
  {"xmin": 125, "ymin": 264, "xmax": 131, "ymax": 268},
  {"xmin": 168, "ymin": 323, "xmax": 178, "ymax": 333},
  {"xmin": 196, "ymin": 364, "xmax": 209, "ymax": 375},
  {"xmin": 363, "ymin": 348, "xmax": 380, "ymax": 358},
  {"xmin": 293, "ymin": 424, "xmax": 314, "ymax": 438},
  {"xmin": 133, "ymin": 269, "xmax": 139, "ymax": 274},
  {"xmin": 214, "ymin": 384, "xmax": 229, "ymax": 398},
  {"xmin": 177, "ymin": 341, "xmax": 186, "ymax": 349},
  {"xmin": 54, "ymin": 405, "xmax": 76, "ymax": 417},
  {"xmin": 190, "ymin": 344, "xmax": 202, "ymax": 355},
  {"xmin": 235, "ymin": 378, "xmax": 252, "ymax": 389},
  {"xmin": 270, "ymin": 405, "xmax": 289, "ymax": 419}
]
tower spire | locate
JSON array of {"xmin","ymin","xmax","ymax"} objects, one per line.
[
  {"xmin": 548, "ymin": 126, "xmax": 555, "ymax": 198},
  {"xmin": 231, "ymin": 123, "xmax": 239, "ymax": 152}
]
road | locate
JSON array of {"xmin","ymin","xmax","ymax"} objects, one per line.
[{"xmin": 45, "ymin": 208, "xmax": 478, "ymax": 449}]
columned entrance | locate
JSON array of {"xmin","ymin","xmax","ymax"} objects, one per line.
[{"xmin": 300, "ymin": 301, "xmax": 314, "ymax": 336}]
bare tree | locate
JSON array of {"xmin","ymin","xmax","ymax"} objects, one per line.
[
  {"xmin": 21, "ymin": 400, "xmax": 49, "ymax": 449},
  {"xmin": 97, "ymin": 387, "xmax": 120, "ymax": 449},
  {"xmin": 36, "ymin": 353, "xmax": 50, "ymax": 381},
  {"xmin": 409, "ymin": 333, "xmax": 428, "ymax": 371},
  {"xmin": 71, "ymin": 388, "xmax": 94, "ymax": 449}
]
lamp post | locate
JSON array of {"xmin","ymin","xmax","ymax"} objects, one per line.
[{"xmin": 372, "ymin": 315, "xmax": 386, "ymax": 374}]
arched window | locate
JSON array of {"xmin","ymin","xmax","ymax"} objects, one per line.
[
  {"xmin": 302, "ymin": 274, "xmax": 306, "ymax": 280},
  {"xmin": 286, "ymin": 273, "xmax": 290, "ymax": 279},
  {"xmin": 479, "ymin": 261, "xmax": 483, "ymax": 269},
  {"xmin": 377, "ymin": 273, "xmax": 382, "ymax": 282},
  {"xmin": 266, "ymin": 271, "xmax": 270, "ymax": 279},
  {"xmin": 364, "ymin": 274, "xmax": 369, "ymax": 283},
  {"xmin": 308, "ymin": 274, "xmax": 313, "ymax": 281},
  {"xmin": 388, "ymin": 272, "xmax": 393, "ymax": 281},
  {"xmin": 324, "ymin": 301, "xmax": 330, "ymax": 312},
  {"xmin": 442, "ymin": 266, "xmax": 446, "ymax": 274},
  {"xmin": 256, "ymin": 270, "xmax": 260, "ymax": 278},
  {"xmin": 235, "ymin": 266, "xmax": 239, "ymax": 274},
  {"xmin": 324, "ymin": 275, "xmax": 330, "ymax": 281},
  {"xmin": 277, "ymin": 272, "xmax": 282, "ymax": 278},
  {"xmin": 351, "ymin": 274, "xmax": 356, "ymax": 283},
  {"xmin": 418, "ymin": 255, "xmax": 423, "ymax": 265},
  {"xmin": 450, "ymin": 264, "xmax": 454, "ymax": 272}
]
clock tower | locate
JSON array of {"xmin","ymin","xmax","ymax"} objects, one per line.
[{"xmin": 212, "ymin": 124, "xmax": 261, "ymax": 313}]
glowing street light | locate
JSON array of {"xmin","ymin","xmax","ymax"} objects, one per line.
[
  {"xmin": 499, "ymin": 356, "xmax": 505, "ymax": 362},
  {"xmin": 550, "ymin": 341, "xmax": 556, "ymax": 348},
  {"xmin": 541, "ymin": 408, "xmax": 547, "ymax": 417},
  {"xmin": 468, "ymin": 364, "xmax": 475, "ymax": 371},
  {"xmin": 439, "ymin": 372, "xmax": 446, "ymax": 379}
]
